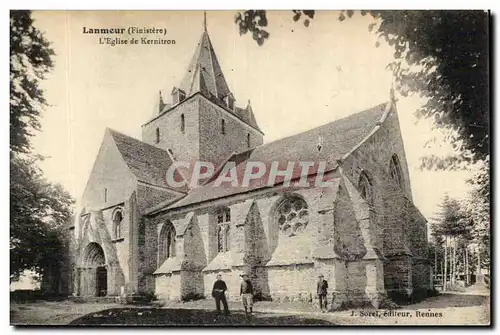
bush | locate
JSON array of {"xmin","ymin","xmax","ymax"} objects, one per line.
[
  {"xmin": 125, "ymin": 292, "xmax": 157, "ymax": 305},
  {"xmin": 427, "ymin": 288, "xmax": 440, "ymax": 297},
  {"xmin": 181, "ymin": 292, "xmax": 205, "ymax": 302}
]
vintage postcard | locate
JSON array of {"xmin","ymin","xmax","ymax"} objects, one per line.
[{"xmin": 10, "ymin": 10, "xmax": 490, "ymax": 326}]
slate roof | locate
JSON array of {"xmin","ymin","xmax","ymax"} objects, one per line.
[
  {"xmin": 108, "ymin": 129, "xmax": 187, "ymax": 192},
  {"xmin": 234, "ymin": 104, "xmax": 262, "ymax": 133},
  {"xmin": 180, "ymin": 31, "xmax": 231, "ymax": 100},
  {"xmin": 164, "ymin": 102, "xmax": 388, "ymax": 210},
  {"xmin": 174, "ymin": 30, "xmax": 262, "ymax": 133}
]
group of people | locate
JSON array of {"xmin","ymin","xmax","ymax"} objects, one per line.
[{"xmin": 211, "ymin": 273, "xmax": 330, "ymax": 316}]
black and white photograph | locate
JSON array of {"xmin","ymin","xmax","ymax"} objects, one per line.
[{"xmin": 9, "ymin": 9, "xmax": 490, "ymax": 326}]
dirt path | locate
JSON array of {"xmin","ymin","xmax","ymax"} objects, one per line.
[{"xmin": 11, "ymin": 286, "xmax": 490, "ymax": 326}]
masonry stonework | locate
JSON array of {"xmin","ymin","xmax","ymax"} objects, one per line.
[{"xmin": 65, "ymin": 27, "xmax": 431, "ymax": 310}]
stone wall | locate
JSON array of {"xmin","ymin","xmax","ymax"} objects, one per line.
[
  {"xmin": 267, "ymin": 264, "xmax": 316, "ymax": 301},
  {"xmin": 155, "ymin": 273, "xmax": 182, "ymax": 301},
  {"xmin": 74, "ymin": 210, "xmax": 126, "ymax": 297},
  {"xmin": 198, "ymin": 96, "xmax": 263, "ymax": 166},
  {"xmin": 142, "ymin": 94, "xmax": 264, "ymax": 168},
  {"xmin": 136, "ymin": 184, "xmax": 177, "ymax": 214},
  {"xmin": 144, "ymin": 107, "xmax": 429, "ymax": 304},
  {"xmin": 141, "ymin": 96, "xmax": 200, "ymax": 164},
  {"xmin": 341, "ymin": 106, "xmax": 429, "ymax": 297},
  {"xmin": 334, "ymin": 186, "xmax": 367, "ymax": 258},
  {"xmin": 81, "ymin": 130, "xmax": 138, "ymax": 210}
]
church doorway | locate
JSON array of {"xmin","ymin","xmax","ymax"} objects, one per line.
[
  {"xmin": 96, "ymin": 266, "xmax": 107, "ymax": 297},
  {"xmin": 81, "ymin": 242, "xmax": 107, "ymax": 297}
]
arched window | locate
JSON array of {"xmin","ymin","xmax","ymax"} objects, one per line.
[
  {"xmin": 155, "ymin": 127, "xmax": 160, "ymax": 143},
  {"xmin": 216, "ymin": 207, "xmax": 231, "ymax": 253},
  {"xmin": 181, "ymin": 114, "xmax": 185, "ymax": 133},
  {"xmin": 112, "ymin": 209, "xmax": 123, "ymax": 240},
  {"xmin": 274, "ymin": 195, "xmax": 309, "ymax": 237},
  {"xmin": 159, "ymin": 222, "xmax": 176, "ymax": 264},
  {"xmin": 389, "ymin": 154, "xmax": 405, "ymax": 191},
  {"xmin": 247, "ymin": 133, "xmax": 251, "ymax": 148},
  {"xmin": 221, "ymin": 119, "xmax": 226, "ymax": 135},
  {"xmin": 358, "ymin": 171, "xmax": 374, "ymax": 207},
  {"xmin": 217, "ymin": 225, "xmax": 224, "ymax": 253}
]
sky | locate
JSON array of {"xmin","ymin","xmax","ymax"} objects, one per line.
[{"xmin": 30, "ymin": 10, "xmax": 476, "ymax": 220}]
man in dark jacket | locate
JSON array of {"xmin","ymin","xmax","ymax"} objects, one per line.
[
  {"xmin": 240, "ymin": 273, "xmax": 254, "ymax": 315},
  {"xmin": 317, "ymin": 274, "xmax": 328, "ymax": 312},
  {"xmin": 212, "ymin": 274, "xmax": 229, "ymax": 315}
]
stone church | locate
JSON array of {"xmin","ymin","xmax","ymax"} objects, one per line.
[{"xmin": 65, "ymin": 23, "xmax": 430, "ymax": 308}]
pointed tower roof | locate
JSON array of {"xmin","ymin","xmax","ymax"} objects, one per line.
[
  {"xmin": 152, "ymin": 90, "xmax": 170, "ymax": 118},
  {"xmin": 179, "ymin": 30, "xmax": 231, "ymax": 100}
]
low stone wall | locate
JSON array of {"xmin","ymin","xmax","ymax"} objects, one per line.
[
  {"xmin": 266, "ymin": 263, "xmax": 316, "ymax": 301},
  {"xmin": 155, "ymin": 273, "xmax": 182, "ymax": 301}
]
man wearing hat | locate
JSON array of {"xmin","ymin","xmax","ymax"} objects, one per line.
[
  {"xmin": 317, "ymin": 274, "xmax": 329, "ymax": 312},
  {"xmin": 240, "ymin": 273, "xmax": 254, "ymax": 315}
]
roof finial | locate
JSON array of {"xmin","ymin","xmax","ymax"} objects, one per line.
[
  {"xmin": 389, "ymin": 78, "xmax": 396, "ymax": 103},
  {"xmin": 158, "ymin": 90, "xmax": 166, "ymax": 113},
  {"xmin": 203, "ymin": 11, "xmax": 207, "ymax": 32}
]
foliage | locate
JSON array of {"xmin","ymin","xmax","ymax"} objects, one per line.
[
  {"xmin": 10, "ymin": 154, "xmax": 74, "ymax": 281},
  {"xmin": 10, "ymin": 10, "xmax": 55, "ymax": 155},
  {"xmin": 431, "ymin": 194, "xmax": 471, "ymax": 237},
  {"xmin": 10, "ymin": 10, "xmax": 74, "ymax": 283},
  {"xmin": 235, "ymin": 10, "xmax": 489, "ymax": 170}
]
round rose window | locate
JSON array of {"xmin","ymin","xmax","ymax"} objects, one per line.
[{"xmin": 276, "ymin": 197, "xmax": 309, "ymax": 237}]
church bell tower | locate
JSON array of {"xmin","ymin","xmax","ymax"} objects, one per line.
[{"xmin": 141, "ymin": 13, "xmax": 264, "ymax": 166}]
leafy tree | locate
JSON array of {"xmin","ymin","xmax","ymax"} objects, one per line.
[
  {"xmin": 463, "ymin": 159, "xmax": 490, "ymax": 269},
  {"xmin": 235, "ymin": 10, "xmax": 488, "ymax": 167},
  {"xmin": 10, "ymin": 10, "xmax": 74, "ymax": 284},
  {"xmin": 10, "ymin": 154, "xmax": 74, "ymax": 281},
  {"xmin": 236, "ymin": 12, "xmax": 490, "ymax": 272},
  {"xmin": 10, "ymin": 10, "xmax": 54, "ymax": 155}
]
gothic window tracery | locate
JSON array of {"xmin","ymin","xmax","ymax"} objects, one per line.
[
  {"xmin": 358, "ymin": 171, "xmax": 374, "ymax": 207},
  {"xmin": 112, "ymin": 209, "xmax": 123, "ymax": 240},
  {"xmin": 275, "ymin": 195, "xmax": 309, "ymax": 237},
  {"xmin": 159, "ymin": 222, "xmax": 176, "ymax": 264},
  {"xmin": 216, "ymin": 207, "xmax": 231, "ymax": 252},
  {"xmin": 389, "ymin": 154, "xmax": 405, "ymax": 191}
]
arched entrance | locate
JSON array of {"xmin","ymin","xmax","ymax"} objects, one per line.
[{"xmin": 81, "ymin": 242, "xmax": 107, "ymax": 297}]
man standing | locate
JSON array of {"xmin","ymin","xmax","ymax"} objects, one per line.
[
  {"xmin": 212, "ymin": 274, "xmax": 229, "ymax": 315},
  {"xmin": 317, "ymin": 274, "xmax": 328, "ymax": 312},
  {"xmin": 240, "ymin": 273, "xmax": 254, "ymax": 316}
]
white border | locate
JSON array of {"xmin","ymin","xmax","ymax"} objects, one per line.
[{"xmin": 1, "ymin": 2, "xmax": 497, "ymax": 334}]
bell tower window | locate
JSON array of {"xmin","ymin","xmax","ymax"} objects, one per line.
[
  {"xmin": 155, "ymin": 127, "xmax": 160, "ymax": 143},
  {"xmin": 223, "ymin": 94, "xmax": 234, "ymax": 111},
  {"xmin": 172, "ymin": 87, "xmax": 186, "ymax": 105},
  {"xmin": 181, "ymin": 114, "xmax": 185, "ymax": 133},
  {"xmin": 178, "ymin": 90, "xmax": 186, "ymax": 103}
]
